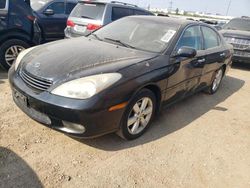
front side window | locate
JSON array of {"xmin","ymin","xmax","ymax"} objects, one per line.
[
  {"xmin": 112, "ymin": 7, "xmax": 132, "ymax": 21},
  {"xmin": 202, "ymin": 26, "xmax": 220, "ymax": 49},
  {"xmin": 47, "ymin": 2, "xmax": 65, "ymax": 14},
  {"xmin": 30, "ymin": 0, "xmax": 52, "ymax": 11},
  {"xmin": 66, "ymin": 2, "xmax": 76, "ymax": 14},
  {"xmin": 0, "ymin": 0, "xmax": 6, "ymax": 9},
  {"xmin": 92, "ymin": 17, "xmax": 179, "ymax": 53},
  {"xmin": 176, "ymin": 26, "xmax": 202, "ymax": 51}
]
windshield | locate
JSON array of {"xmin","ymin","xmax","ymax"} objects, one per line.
[
  {"xmin": 70, "ymin": 2, "xmax": 105, "ymax": 20},
  {"xmin": 91, "ymin": 17, "xmax": 179, "ymax": 53},
  {"xmin": 223, "ymin": 18, "xmax": 250, "ymax": 31},
  {"xmin": 30, "ymin": 0, "xmax": 52, "ymax": 11}
]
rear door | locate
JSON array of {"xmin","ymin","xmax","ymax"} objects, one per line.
[
  {"xmin": 37, "ymin": 1, "xmax": 67, "ymax": 41},
  {"xmin": 200, "ymin": 26, "xmax": 226, "ymax": 86},
  {"xmin": 0, "ymin": 0, "xmax": 8, "ymax": 31},
  {"xmin": 165, "ymin": 25, "xmax": 206, "ymax": 102}
]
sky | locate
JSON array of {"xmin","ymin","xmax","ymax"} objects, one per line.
[{"xmin": 112, "ymin": 0, "xmax": 250, "ymax": 17}]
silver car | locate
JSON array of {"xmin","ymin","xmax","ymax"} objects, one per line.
[{"xmin": 64, "ymin": 1, "xmax": 154, "ymax": 38}]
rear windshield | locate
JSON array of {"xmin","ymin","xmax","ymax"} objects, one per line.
[
  {"xmin": 30, "ymin": 0, "xmax": 52, "ymax": 11},
  {"xmin": 0, "ymin": 0, "xmax": 6, "ymax": 9},
  {"xmin": 223, "ymin": 18, "xmax": 250, "ymax": 32},
  {"xmin": 70, "ymin": 2, "xmax": 105, "ymax": 20}
]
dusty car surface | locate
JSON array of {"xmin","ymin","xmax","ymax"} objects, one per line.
[{"xmin": 9, "ymin": 16, "xmax": 233, "ymax": 140}]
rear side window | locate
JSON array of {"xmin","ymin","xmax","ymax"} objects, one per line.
[
  {"xmin": 0, "ymin": 0, "xmax": 6, "ymax": 9},
  {"xmin": 134, "ymin": 10, "xmax": 152, "ymax": 15},
  {"xmin": 112, "ymin": 7, "xmax": 132, "ymax": 21},
  {"xmin": 71, "ymin": 3, "xmax": 105, "ymax": 20},
  {"xmin": 66, "ymin": 2, "xmax": 76, "ymax": 14},
  {"xmin": 47, "ymin": 2, "xmax": 65, "ymax": 14},
  {"xmin": 176, "ymin": 26, "xmax": 202, "ymax": 51},
  {"xmin": 202, "ymin": 27, "xmax": 220, "ymax": 49}
]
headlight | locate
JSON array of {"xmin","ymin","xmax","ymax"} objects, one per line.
[
  {"xmin": 51, "ymin": 73, "xmax": 122, "ymax": 99},
  {"xmin": 14, "ymin": 47, "xmax": 36, "ymax": 71}
]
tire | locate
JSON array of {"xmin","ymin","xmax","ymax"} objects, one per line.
[
  {"xmin": 204, "ymin": 67, "xmax": 224, "ymax": 95},
  {"xmin": 0, "ymin": 39, "xmax": 30, "ymax": 70},
  {"xmin": 117, "ymin": 89, "xmax": 157, "ymax": 140}
]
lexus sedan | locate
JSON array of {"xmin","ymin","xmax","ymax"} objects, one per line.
[{"xmin": 9, "ymin": 16, "xmax": 233, "ymax": 140}]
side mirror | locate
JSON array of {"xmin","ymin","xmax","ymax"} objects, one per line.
[
  {"xmin": 44, "ymin": 9, "xmax": 54, "ymax": 16},
  {"xmin": 176, "ymin": 46, "xmax": 197, "ymax": 58}
]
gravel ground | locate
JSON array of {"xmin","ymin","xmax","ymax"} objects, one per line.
[{"xmin": 0, "ymin": 65, "xmax": 250, "ymax": 188}]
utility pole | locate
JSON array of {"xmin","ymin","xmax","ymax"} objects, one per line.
[
  {"xmin": 226, "ymin": 0, "xmax": 232, "ymax": 16},
  {"xmin": 168, "ymin": 0, "xmax": 173, "ymax": 12}
]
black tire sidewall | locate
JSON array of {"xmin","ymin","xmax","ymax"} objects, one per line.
[
  {"xmin": 119, "ymin": 89, "xmax": 157, "ymax": 140},
  {"xmin": 0, "ymin": 39, "xmax": 30, "ymax": 70}
]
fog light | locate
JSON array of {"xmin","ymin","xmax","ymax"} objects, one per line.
[{"xmin": 61, "ymin": 121, "xmax": 86, "ymax": 134}]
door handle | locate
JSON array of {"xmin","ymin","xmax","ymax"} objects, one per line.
[
  {"xmin": 197, "ymin": 58, "xmax": 206, "ymax": 63},
  {"xmin": 220, "ymin": 52, "xmax": 226, "ymax": 57},
  {"xmin": 0, "ymin": 16, "xmax": 6, "ymax": 21}
]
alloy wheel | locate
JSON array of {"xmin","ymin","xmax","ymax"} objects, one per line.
[
  {"xmin": 5, "ymin": 45, "xmax": 25, "ymax": 67},
  {"xmin": 212, "ymin": 69, "xmax": 223, "ymax": 92},
  {"xmin": 127, "ymin": 97, "xmax": 153, "ymax": 135}
]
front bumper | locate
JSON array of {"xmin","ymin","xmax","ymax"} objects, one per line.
[
  {"xmin": 8, "ymin": 67, "xmax": 125, "ymax": 138},
  {"xmin": 232, "ymin": 48, "xmax": 250, "ymax": 64}
]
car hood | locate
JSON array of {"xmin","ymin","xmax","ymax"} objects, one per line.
[
  {"xmin": 21, "ymin": 37, "xmax": 157, "ymax": 82},
  {"xmin": 220, "ymin": 29, "xmax": 250, "ymax": 39}
]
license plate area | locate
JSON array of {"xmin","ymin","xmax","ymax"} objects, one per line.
[
  {"xmin": 74, "ymin": 25, "xmax": 87, "ymax": 33},
  {"xmin": 13, "ymin": 89, "xmax": 28, "ymax": 106}
]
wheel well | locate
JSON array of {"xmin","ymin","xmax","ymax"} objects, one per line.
[{"xmin": 144, "ymin": 85, "xmax": 162, "ymax": 113}]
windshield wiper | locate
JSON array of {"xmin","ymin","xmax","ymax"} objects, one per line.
[
  {"xmin": 104, "ymin": 37, "xmax": 136, "ymax": 49},
  {"xmin": 81, "ymin": 16, "xmax": 93, "ymax": 19},
  {"xmin": 91, "ymin": 33, "xmax": 103, "ymax": 41}
]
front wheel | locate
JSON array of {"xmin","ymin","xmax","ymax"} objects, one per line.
[
  {"xmin": 117, "ymin": 89, "xmax": 156, "ymax": 140},
  {"xmin": 204, "ymin": 68, "xmax": 224, "ymax": 95},
  {"xmin": 0, "ymin": 39, "xmax": 30, "ymax": 70}
]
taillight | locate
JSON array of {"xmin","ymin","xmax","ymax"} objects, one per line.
[
  {"xmin": 67, "ymin": 20, "xmax": 75, "ymax": 27},
  {"xmin": 27, "ymin": 15, "xmax": 36, "ymax": 21},
  {"xmin": 86, "ymin": 23, "xmax": 101, "ymax": 31}
]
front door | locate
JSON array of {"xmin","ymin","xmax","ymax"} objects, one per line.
[
  {"xmin": 37, "ymin": 1, "xmax": 67, "ymax": 41},
  {"xmin": 165, "ymin": 25, "xmax": 205, "ymax": 102}
]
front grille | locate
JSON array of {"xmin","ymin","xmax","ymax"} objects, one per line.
[
  {"xmin": 19, "ymin": 70, "xmax": 52, "ymax": 91},
  {"xmin": 224, "ymin": 37, "xmax": 250, "ymax": 50},
  {"xmin": 234, "ymin": 50, "xmax": 250, "ymax": 57}
]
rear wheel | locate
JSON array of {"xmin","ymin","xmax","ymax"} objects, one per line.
[
  {"xmin": 117, "ymin": 89, "xmax": 156, "ymax": 140},
  {"xmin": 0, "ymin": 39, "xmax": 30, "ymax": 70},
  {"xmin": 204, "ymin": 68, "xmax": 224, "ymax": 95}
]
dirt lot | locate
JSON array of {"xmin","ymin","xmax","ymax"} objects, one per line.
[{"xmin": 0, "ymin": 65, "xmax": 250, "ymax": 188}]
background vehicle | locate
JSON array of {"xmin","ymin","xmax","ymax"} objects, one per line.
[
  {"xmin": 9, "ymin": 17, "xmax": 233, "ymax": 140},
  {"xmin": 30, "ymin": 0, "xmax": 78, "ymax": 42},
  {"xmin": 220, "ymin": 17, "xmax": 250, "ymax": 64},
  {"xmin": 65, "ymin": 1, "xmax": 154, "ymax": 38},
  {"xmin": 0, "ymin": 0, "xmax": 41, "ymax": 70}
]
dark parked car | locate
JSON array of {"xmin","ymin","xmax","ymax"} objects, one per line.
[
  {"xmin": 0, "ymin": 0, "xmax": 41, "ymax": 70},
  {"xmin": 64, "ymin": 1, "xmax": 154, "ymax": 38},
  {"xmin": 30, "ymin": 0, "xmax": 78, "ymax": 42},
  {"xmin": 220, "ymin": 17, "xmax": 250, "ymax": 64},
  {"xmin": 9, "ymin": 16, "xmax": 233, "ymax": 140}
]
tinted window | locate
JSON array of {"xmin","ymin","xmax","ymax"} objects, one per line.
[
  {"xmin": 47, "ymin": 2, "xmax": 65, "ymax": 14},
  {"xmin": 0, "ymin": 0, "xmax": 6, "ymax": 9},
  {"xmin": 112, "ymin": 7, "xmax": 132, "ymax": 21},
  {"xmin": 202, "ymin": 27, "xmax": 220, "ymax": 49},
  {"xmin": 176, "ymin": 26, "xmax": 202, "ymax": 51},
  {"xmin": 30, "ymin": 0, "xmax": 52, "ymax": 11},
  {"xmin": 70, "ymin": 3, "xmax": 105, "ymax": 20},
  {"xmin": 93, "ymin": 17, "xmax": 179, "ymax": 53},
  {"xmin": 66, "ymin": 2, "xmax": 76, "ymax": 14},
  {"xmin": 134, "ymin": 10, "xmax": 152, "ymax": 15},
  {"xmin": 223, "ymin": 18, "xmax": 250, "ymax": 31}
]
